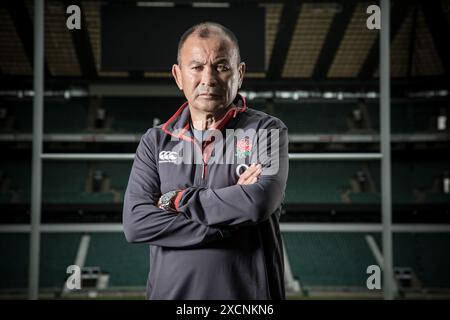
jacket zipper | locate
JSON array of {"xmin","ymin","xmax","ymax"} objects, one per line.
[
  {"xmin": 193, "ymin": 141, "xmax": 207, "ymax": 181},
  {"xmin": 202, "ymin": 162, "xmax": 207, "ymax": 180}
]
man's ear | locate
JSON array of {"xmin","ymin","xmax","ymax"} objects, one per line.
[
  {"xmin": 238, "ymin": 62, "xmax": 246, "ymax": 89},
  {"xmin": 172, "ymin": 64, "xmax": 183, "ymax": 90}
]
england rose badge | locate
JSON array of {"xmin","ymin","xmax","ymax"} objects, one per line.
[{"xmin": 236, "ymin": 137, "xmax": 252, "ymax": 158}]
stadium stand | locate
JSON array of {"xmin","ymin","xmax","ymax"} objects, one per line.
[
  {"xmin": 283, "ymin": 232, "xmax": 377, "ymax": 288},
  {"xmin": 0, "ymin": 233, "xmax": 148, "ymax": 292},
  {"xmin": 367, "ymin": 98, "xmax": 450, "ymax": 133},
  {"xmin": 282, "ymin": 232, "xmax": 450, "ymax": 290},
  {"xmin": 1, "ymin": 232, "xmax": 449, "ymax": 293},
  {"xmin": 101, "ymin": 97, "xmax": 181, "ymax": 133},
  {"xmin": 0, "ymin": 0, "xmax": 449, "ymax": 299},
  {"xmin": 273, "ymin": 100, "xmax": 355, "ymax": 134},
  {"xmin": 0, "ymin": 233, "xmax": 29, "ymax": 290},
  {"xmin": 3, "ymin": 97, "xmax": 448, "ymax": 135},
  {"xmin": 1, "ymin": 158, "xmax": 448, "ymax": 206},
  {"xmin": 85, "ymin": 233, "xmax": 148, "ymax": 288}
]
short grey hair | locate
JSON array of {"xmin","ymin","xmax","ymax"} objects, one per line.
[{"xmin": 177, "ymin": 22, "xmax": 241, "ymax": 66}]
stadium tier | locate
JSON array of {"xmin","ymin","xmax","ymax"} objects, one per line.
[
  {"xmin": 0, "ymin": 233, "xmax": 148, "ymax": 291},
  {"xmin": 282, "ymin": 232, "xmax": 450, "ymax": 289},
  {"xmin": 0, "ymin": 161, "xmax": 133, "ymax": 204},
  {"xmin": 2, "ymin": 99, "xmax": 89, "ymax": 133},
  {"xmin": 367, "ymin": 98, "xmax": 450, "ymax": 133},
  {"xmin": 1, "ymin": 98, "xmax": 449, "ymax": 134},
  {"xmin": 1, "ymin": 0, "xmax": 449, "ymax": 301},
  {"xmin": 273, "ymin": 100, "xmax": 355, "ymax": 133},
  {"xmin": 285, "ymin": 161, "xmax": 357, "ymax": 204},
  {"xmin": 1, "ymin": 160, "xmax": 448, "ymax": 205},
  {"xmin": 85, "ymin": 233, "xmax": 149, "ymax": 288},
  {"xmin": 1, "ymin": 232, "xmax": 449, "ymax": 292},
  {"xmin": 283, "ymin": 232, "xmax": 377, "ymax": 287},
  {"xmin": 101, "ymin": 97, "xmax": 181, "ymax": 133}
]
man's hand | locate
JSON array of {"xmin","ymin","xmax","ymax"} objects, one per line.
[{"xmin": 237, "ymin": 164, "xmax": 262, "ymax": 185}]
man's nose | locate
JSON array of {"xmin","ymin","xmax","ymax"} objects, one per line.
[{"xmin": 201, "ymin": 67, "xmax": 217, "ymax": 86}]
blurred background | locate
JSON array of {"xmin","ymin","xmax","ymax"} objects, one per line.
[{"xmin": 0, "ymin": 0, "xmax": 449, "ymax": 299}]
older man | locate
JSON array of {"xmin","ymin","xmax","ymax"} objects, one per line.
[{"xmin": 123, "ymin": 22, "xmax": 289, "ymax": 299}]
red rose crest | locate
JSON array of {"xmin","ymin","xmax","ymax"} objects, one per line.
[{"xmin": 236, "ymin": 137, "xmax": 252, "ymax": 158}]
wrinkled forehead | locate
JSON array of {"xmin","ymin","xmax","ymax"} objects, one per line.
[{"xmin": 180, "ymin": 33, "xmax": 238, "ymax": 65}]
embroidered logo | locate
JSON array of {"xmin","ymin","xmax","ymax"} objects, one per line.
[
  {"xmin": 236, "ymin": 137, "xmax": 252, "ymax": 159},
  {"xmin": 159, "ymin": 151, "xmax": 178, "ymax": 163}
]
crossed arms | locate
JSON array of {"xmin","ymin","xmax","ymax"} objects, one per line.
[{"xmin": 123, "ymin": 124, "xmax": 288, "ymax": 248}]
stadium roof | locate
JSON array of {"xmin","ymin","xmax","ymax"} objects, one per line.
[{"xmin": 0, "ymin": 0, "xmax": 449, "ymax": 92}]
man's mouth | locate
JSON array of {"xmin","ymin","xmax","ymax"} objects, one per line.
[{"xmin": 199, "ymin": 93, "xmax": 222, "ymax": 99}]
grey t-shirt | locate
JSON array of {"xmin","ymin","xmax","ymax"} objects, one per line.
[
  {"xmin": 190, "ymin": 120, "xmax": 205, "ymax": 143},
  {"xmin": 190, "ymin": 119, "xmax": 212, "ymax": 144}
]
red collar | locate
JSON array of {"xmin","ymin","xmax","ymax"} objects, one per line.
[{"xmin": 161, "ymin": 93, "xmax": 247, "ymax": 143}]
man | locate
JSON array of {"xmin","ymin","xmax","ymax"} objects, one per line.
[{"xmin": 123, "ymin": 22, "xmax": 289, "ymax": 299}]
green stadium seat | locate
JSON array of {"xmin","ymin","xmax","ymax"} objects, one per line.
[
  {"xmin": 282, "ymin": 232, "xmax": 377, "ymax": 287},
  {"xmin": 103, "ymin": 97, "xmax": 182, "ymax": 133},
  {"xmin": 0, "ymin": 234, "xmax": 29, "ymax": 290},
  {"xmin": 0, "ymin": 233, "xmax": 81, "ymax": 290},
  {"xmin": 3, "ymin": 98, "xmax": 90, "ymax": 133},
  {"xmin": 39, "ymin": 233, "xmax": 81, "ymax": 289},
  {"xmin": 273, "ymin": 100, "xmax": 353, "ymax": 134},
  {"xmin": 78, "ymin": 192, "xmax": 116, "ymax": 204},
  {"xmin": 0, "ymin": 191, "xmax": 12, "ymax": 204},
  {"xmin": 425, "ymin": 193, "xmax": 450, "ymax": 204},
  {"xmin": 0, "ymin": 162, "xmax": 31, "ymax": 203},
  {"xmin": 286, "ymin": 161, "xmax": 360, "ymax": 204},
  {"xmin": 284, "ymin": 232, "xmax": 450, "ymax": 289},
  {"xmin": 8, "ymin": 100, "xmax": 32, "ymax": 132},
  {"xmin": 369, "ymin": 161, "xmax": 450, "ymax": 205},
  {"xmin": 375, "ymin": 233, "xmax": 450, "ymax": 288},
  {"xmin": 0, "ymin": 233, "xmax": 148, "ymax": 291},
  {"xmin": 367, "ymin": 98, "xmax": 450, "ymax": 133},
  {"xmin": 85, "ymin": 233, "xmax": 148, "ymax": 288},
  {"xmin": 42, "ymin": 162, "xmax": 88, "ymax": 204},
  {"xmin": 44, "ymin": 99, "xmax": 88, "ymax": 133},
  {"xmin": 349, "ymin": 192, "xmax": 381, "ymax": 204},
  {"xmin": 1, "ymin": 232, "xmax": 449, "ymax": 291},
  {"xmin": 94, "ymin": 162, "xmax": 133, "ymax": 192}
]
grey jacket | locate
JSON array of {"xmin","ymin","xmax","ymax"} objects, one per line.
[{"xmin": 123, "ymin": 94, "xmax": 289, "ymax": 299}]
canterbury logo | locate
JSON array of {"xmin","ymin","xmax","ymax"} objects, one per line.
[{"xmin": 159, "ymin": 151, "xmax": 178, "ymax": 163}]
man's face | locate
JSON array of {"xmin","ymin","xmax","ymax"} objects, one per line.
[{"xmin": 172, "ymin": 33, "xmax": 245, "ymax": 114}]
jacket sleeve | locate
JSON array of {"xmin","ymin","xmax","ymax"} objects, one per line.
[
  {"xmin": 176, "ymin": 121, "xmax": 289, "ymax": 228},
  {"xmin": 122, "ymin": 128, "xmax": 230, "ymax": 248}
]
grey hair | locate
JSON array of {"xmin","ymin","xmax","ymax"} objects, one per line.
[{"xmin": 177, "ymin": 22, "xmax": 241, "ymax": 66}]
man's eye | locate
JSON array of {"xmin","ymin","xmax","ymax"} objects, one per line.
[
  {"xmin": 192, "ymin": 66, "xmax": 203, "ymax": 71},
  {"xmin": 217, "ymin": 65, "xmax": 229, "ymax": 71}
]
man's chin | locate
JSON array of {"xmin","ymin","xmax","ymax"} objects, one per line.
[{"xmin": 195, "ymin": 101, "xmax": 227, "ymax": 112}]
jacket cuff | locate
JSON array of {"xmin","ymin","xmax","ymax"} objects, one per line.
[{"xmin": 173, "ymin": 189, "xmax": 185, "ymax": 210}]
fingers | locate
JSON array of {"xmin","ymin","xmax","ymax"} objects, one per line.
[
  {"xmin": 239, "ymin": 171, "xmax": 260, "ymax": 185},
  {"xmin": 237, "ymin": 164, "xmax": 262, "ymax": 185},
  {"xmin": 247, "ymin": 165, "xmax": 262, "ymax": 181},
  {"xmin": 156, "ymin": 198, "xmax": 161, "ymax": 209}
]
